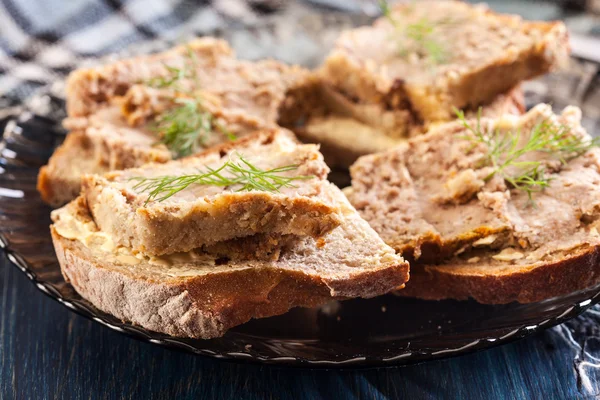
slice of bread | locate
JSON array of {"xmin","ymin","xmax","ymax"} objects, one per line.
[
  {"xmin": 282, "ymin": 0, "xmax": 567, "ymax": 169},
  {"xmin": 349, "ymin": 104, "xmax": 600, "ymax": 303},
  {"xmin": 321, "ymin": 1, "xmax": 568, "ymax": 122},
  {"xmin": 39, "ymin": 38, "xmax": 310, "ymax": 207},
  {"xmin": 82, "ymin": 129, "xmax": 342, "ymax": 256},
  {"xmin": 293, "ymin": 85, "xmax": 525, "ymax": 168},
  {"xmin": 398, "ymin": 245, "xmax": 600, "ymax": 304},
  {"xmin": 51, "ymin": 192, "xmax": 409, "ymax": 339}
]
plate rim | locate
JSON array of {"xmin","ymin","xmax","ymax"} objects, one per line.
[
  {"xmin": 2, "ymin": 34, "xmax": 600, "ymax": 367},
  {"xmin": 3, "ymin": 228, "xmax": 600, "ymax": 368}
]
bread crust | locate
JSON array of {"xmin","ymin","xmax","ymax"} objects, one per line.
[
  {"xmin": 52, "ymin": 226, "xmax": 409, "ymax": 338},
  {"xmin": 398, "ymin": 245, "xmax": 600, "ymax": 304},
  {"xmin": 51, "ymin": 188, "xmax": 409, "ymax": 338},
  {"xmin": 38, "ymin": 131, "xmax": 98, "ymax": 207}
]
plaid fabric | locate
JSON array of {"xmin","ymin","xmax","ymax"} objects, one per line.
[{"xmin": 0, "ymin": 0, "xmax": 280, "ymax": 102}]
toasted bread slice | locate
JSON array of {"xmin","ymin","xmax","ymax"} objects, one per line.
[
  {"xmin": 39, "ymin": 38, "xmax": 309, "ymax": 207},
  {"xmin": 321, "ymin": 0, "xmax": 569, "ymax": 122},
  {"xmin": 51, "ymin": 192, "xmax": 409, "ymax": 339},
  {"xmin": 82, "ymin": 129, "xmax": 342, "ymax": 256},
  {"xmin": 349, "ymin": 104, "xmax": 600, "ymax": 303},
  {"xmin": 398, "ymin": 245, "xmax": 600, "ymax": 304},
  {"xmin": 294, "ymin": 85, "xmax": 525, "ymax": 168}
]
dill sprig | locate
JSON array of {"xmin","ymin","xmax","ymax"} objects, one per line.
[
  {"xmin": 379, "ymin": 0, "xmax": 448, "ymax": 64},
  {"xmin": 455, "ymin": 108, "xmax": 600, "ymax": 202},
  {"xmin": 145, "ymin": 64, "xmax": 188, "ymax": 89},
  {"xmin": 145, "ymin": 46, "xmax": 200, "ymax": 90},
  {"xmin": 145, "ymin": 47, "xmax": 235, "ymax": 157},
  {"xmin": 130, "ymin": 155, "xmax": 314, "ymax": 204},
  {"xmin": 154, "ymin": 98, "xmax": 235, "ymax": 158}
]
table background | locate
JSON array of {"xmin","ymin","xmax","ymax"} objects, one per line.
[{"xmin": 2, "ymin": 1, "xmax": 600, "ymax": 398}]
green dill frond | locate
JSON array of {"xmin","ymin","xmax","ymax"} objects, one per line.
[
  {"xmin": 153, "ymin": 98, "xmax": 237, "ymax": 158},
  {"xmin": 147, "ymin": 48, "xmax": 236, "ymax": 157},
  {"xmin": 129, "ymin": 155, "xmax": 314, "ymax": 204},
  {"xmin": 145, "ymin": 64, "xmax": 187, "ymax": 89},
  {"xmin": 379, "ymin": 1, "xmax": 448, "ymax": 64},
  {"xmin": 153, "ymin": 98, "xmax": 212, "ymax": 158},
  {"xmin": 379, "ymin": 0, "xmax": 396, "ymax": 26},
  {"xmin": 145, "ymin": 46, "xmax": 199, "ymax": 90},
  {"xmin": 454, "ymin": 108, "xmax": 599, "ymax": 203}
]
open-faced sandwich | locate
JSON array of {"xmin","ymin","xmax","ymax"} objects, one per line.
[
  {"xmin": 347, "ymin": 104, "xmax": 600, "ymax": 304},
  {"xmin": 283, "ymin": 0, "xmax": 568, "ymax": 168},
  {"xmin": 41, "ymin": 0, "xmax": 592, "ymax": 342},
  {"xmin": 38, "ymin": 38, "xmax": 310, "ymax": 206},
  {"xmin": 51, "ymin": 129, "xmax": 409, "ymax": 338}
]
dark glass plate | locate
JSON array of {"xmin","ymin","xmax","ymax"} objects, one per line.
[
  {"xmin": 1, "ymin": 87, "xmax": 600, "ymax": 368},
  {"xmin": 2, "ymin": 4, "xmax": 600, "ymax": 366}
]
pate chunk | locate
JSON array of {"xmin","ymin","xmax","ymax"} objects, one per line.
[
  {"xmin": 349, "ymin": 104, "xmax": 600, "ymax": 262},
  {"xmin": 320, "ymin": 0, "xmax": 568, "ymax": 122},
  {"xmin": 82, "ymin": 129, "xmax": 344, "ymax": 257}
]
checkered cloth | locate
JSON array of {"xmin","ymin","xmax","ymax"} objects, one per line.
[{"xmin": 0, "ymin": 0, "xmax": 280, "ymax": 103}]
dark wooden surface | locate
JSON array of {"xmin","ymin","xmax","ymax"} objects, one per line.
[{"xmin": 1, "ymin": 253, "xmax": 599, "ymax": 399}]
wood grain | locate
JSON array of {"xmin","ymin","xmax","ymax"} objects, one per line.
[{"xmin": 0, "ymin": 253, "xmax": 596, "ymax": 399}]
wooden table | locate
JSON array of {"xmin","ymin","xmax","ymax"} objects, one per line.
[{"xmin": 1, "ymin": 254, "xmax": 597, "ymax": 399}]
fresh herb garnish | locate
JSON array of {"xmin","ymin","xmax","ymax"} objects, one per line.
[
  {"xmin": 379, "ymin": 0, "xmax": 448, "ymax": 64},
  {"xmin": 145, "ymin": 64, "xmax": 188, "ymax": 89},
  {"xmin": 144, "ymin": 47, "xmax": 235, "ymax": 157},
  {"xmin": 130, "ymin": 155, "xmax": 313, "ymax": 204},
  {"xmin": 153, "ymin": 98, "xmax": 235, "ymax": 158},
  {"xmin": 145, "ymin": 46, "xmax": 199, "ymax": 90},
  {"xmin": 455, "ymin": 108, "xmax": 600, "ymax": 202}
]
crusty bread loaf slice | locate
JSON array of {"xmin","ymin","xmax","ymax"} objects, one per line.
[
  {"xmin": 321, "ymin": 0, "xmax": 569, "ymax": 122},
  {"xmin": 398, "ymin": 244, "xmax": 600, "ymax": 304},
  {"xmin": 349, "ymin": 104, "xmax": 600, "ymax": 303},
  {"xmin": 38, "ymin": 38, "xmax": 310, "ymax": 207},
  {"xmin": 293, "ymin": 85, "xmax": 525, "ymax": 168},
  {"xmin": 82, "ymin": 129, "xmax": 342, "ymax": 256},
  {"xmin": 51, "ymin": 192, "xmax": 409, "ymax": 339}
]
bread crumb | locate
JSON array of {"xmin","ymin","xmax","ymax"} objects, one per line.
[
  {"xmin": 454, "ymin": 245, "xmax": 468, "ymax": 256},
  {"xmin": 473, "ymin": 235, "xmax": 497, "ymax": 247},
  {"xmin": 381, "ymin": 306, "xmax": 387, "ymax": 313},
  {"xmin": 442, "ymin": 169, "xmax": 484, "ymax": 204},
  {"xmin": 492, "ymin": 248, "xmax": 524, "ymax": 261}
]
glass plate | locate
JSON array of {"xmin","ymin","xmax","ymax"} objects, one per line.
[
  {"xmin": 1, "ymin": 3, "xmax": 600, "ymax": 366},
  {"xmin": 1, "ymin": 86, "xmax": 600, "ymax": 368}
]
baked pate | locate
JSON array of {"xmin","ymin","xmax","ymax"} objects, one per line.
[
  {"xmin": 349, "ymin": 104, "xmax": 600, "ymax": 303},
  {"xmin": 38, "ymin": 38, "xmax": 310, "ymax": 206},
  {"xmin": 82, "ymin": 129, "xmax": 343, "ymax": 256}
]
